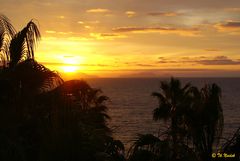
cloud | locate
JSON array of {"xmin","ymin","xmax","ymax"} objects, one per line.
[
  {"xmin": 158, "ymin": 60, "xmax": 178, "ymax": 63},
  {"xmin": 77, "ymin": 21, "xmax": 84, "ymax": 24},
  {"xmin": 148, "ymin": 11, "xmax": 182, "ymax": 17},
  {"xmin": 204, "ymin": 49, "xmax": 221, "ymax": 52},
  {"xmin": 41, "ymin": 62, "xmax": 112, "ymax": 67},
  {"xmin": 84, "ymin": 25, "xmax": 91, "ymax": 29},
  {"xmin": 81, "ymin": 63, "xmax": 111, "ymax": 67},
  {"xmin": 215, "ymin": 21, "xmax": 240, "ymax": 34},
  {"xmin": 126, "ymin": 62, "xmax": 155, "ymax": 67},
  {"xmin": 90, "ymin": 33, "xmax": 127, "ymax": 40},
  {"xmin": 220, "ymin": 21, "xmax": 240, "ymax": 28},
  {"xmin": 196, "ymin": 56, "xmax": 240, "ymax": 65},
  {"xmin": 45, "ymin": 30, "xmax": 73, "ymax": 35},
  {"xmin": 125, "ymin": 11, "xmax": 136, "ymax": 17},
  {"xmin": 57, "ymin": 15, "xmax": 65, "ymax": 19},
  {"xmin": 46, "ymin": 30, "xmax": 56, "ymax": 34},
  {"xmin": 157, "ymin": 56, "xmax": 240, "ymax": 65},
  {"xmin": 158, "ymin": 57, "xmax": 178, "ymax": 63},
  {"xmin": 77, "ymin": 20, "xmax": 99, "ymax": 25},
  {"xmin": 112, "ymin": 26, "xmax": 200, "ymax": 36},
  {"xmin": 86, "ymin": 8, "xmax": 110, "ymax": 13},
  {"xmin": 135, "ymin": 64, "xmax": 155, "ymax": 67}
]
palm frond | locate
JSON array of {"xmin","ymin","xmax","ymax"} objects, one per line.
[
  {"xmin": 9, "ymin": 29, "xmax": 27, "ymax": 67},
  {"xmin": 151, "ymin": 92, "xmax": 166, "ymax": 104},
  {"xmin": 188, "ymin": 86, "xmax": 201, "ymax": 98},
  {"xmin": 187, "ymin": 83, "xmax": 224, "ymax": 160},
  {"xmin": 182, "ymin": 82, "xmax": 191, "ymax": 93},
  {"xmin": 0, "ymin": 15, "xmax": 16, "ymax": 36},
  {"xmin": 133, "ymin": 134, "xmax": 161, "ymax": 148},
  {"xmin": 153, "ymin": 104, "xmax": 171, "ymax": 121},
  {"xmin": 0, "ymin": 15, "xmax": 16, "ymax": 67},
  {"xmin": 96, "ymin": 95, "xmax": 109, "ymax": 104},
  {"xmin": 170, "ymin": 77, "xmax": 181, "ymax": 91},
  {"xmin": 13, "ymin": 59, "xmax": 63, "ymax": 93},
  {"xmin": 128, "ymin": 149, "xmax": 155, "ymax": 161},
  {"xmin": 128, "ymin": 134, "xmax": 171, "ymax": 161},
  {"xmin": 222, "ymin": 127, "xmax": 240, "ymax": 153},
  {"xmin": 160, "ymin": 81, "xmax": 170, "ymax": 97},
  {"xmin": 9, "ymin": 20, "xmax": 40, "ymax": 67},
  {"xmin": 105, "ymin": 138, "xmax": 125, "ymax": 160},
  {"xmin": 24, "ymin": 20, "xmax": 41, "ymax": 59}
]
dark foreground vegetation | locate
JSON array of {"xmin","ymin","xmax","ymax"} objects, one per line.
[
  {"xmin": 0, "ymin": 15, "xmax": 124, "ymax": 161},
  {"xmin": 127, "ymin": 78, "xmax": 239, "ymax": 161},
  {"xmin": 0, "ymin": 15, "xmax": 239, "ymax": 161}
]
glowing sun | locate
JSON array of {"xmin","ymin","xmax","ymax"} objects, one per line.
[
  {"xmin": 61, "ymin": 66, "xmax": 78, "ymax": 73},
  {"xmin": 60, "ymin": 55, "xmax": 83, "ymax": 73}
]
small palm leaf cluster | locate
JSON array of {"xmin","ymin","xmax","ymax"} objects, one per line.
[
  {"xmin": 0, "ymin": 15, "xmax": 62, "ymax": 94},
  {"xmin": 0, "ymin": 15, "xmax": 39, "ymax": 67},
  {"xmin": 128, "ymin": 78, "xmax": 224, "ymax": 161},
  {"xmin": 221, "ymin": 127, "xmax": 240, "ymax": 161}
]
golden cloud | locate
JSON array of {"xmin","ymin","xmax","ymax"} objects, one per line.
[
  {"xmin": 158, "ymin": 56, "xmax": 240, "ymax": 65},
  {"xmin": 148, "ymin": 11, "xmax": 182, "ymax": 17},
  {"xmin": 57, "ymin": 15, "xmax": 65, "ymax": 19},
  {"xmin": 77, "ymin": 21, "xmax": 84, "ymax": 24},
  {"xmin": 45, "ymin": 30, "xmax": 73, "ymax": 35},
  {"xmin": 125, "ymin": 11, "xmax": 136, "ymax": 17},
  {"xmin": 90, "ymin": 33, "xmax": 127, "ymax": 40},
  {"xmin": 86, "ymin": 8, "xmax": 110, "ymax": 13},
  {"xmin": 112, "ymin": 26, "xmax": 200, "ymax": 36},
  {"xmin": 215, "ymin": 21, "xmax": 240, "ymax": 34},
  {"xmin": 46, "ymin": 30, "xmax": 56, "ymax": 34}
]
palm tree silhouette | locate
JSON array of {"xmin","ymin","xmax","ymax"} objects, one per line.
[
  {"xmin": 0, "ymin": 15, "xmax": 125, "ymax": 161},
  {"xmin": 186, "ymin": 84, "xmax": 223, "ymax": 161},
  {"xmin": 128, "ymin": 78, "xmax": 224, "ymax": 161},
  {"xmin": 0, "ymin": 14, "xmax": 62, "ymax": 95},
  {"xmin": 128, "ymin": 78, "xmax": 194, "ymax": 161},
  {"xmin": 0, "ymin": 15, "xmax": 63, "ymax": 161},
  {"xmin": 152, "ymin": 78, "xmax": 191, "ymax": 157}
]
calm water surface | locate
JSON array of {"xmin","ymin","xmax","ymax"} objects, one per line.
[{"xmin": 87, "ymin": 78, "xmax": 240, "ymax": 150}]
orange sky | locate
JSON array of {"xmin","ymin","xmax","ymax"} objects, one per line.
[{"xmin": 1, "ymin": 0, "xmax": 240, "ymax": 78}]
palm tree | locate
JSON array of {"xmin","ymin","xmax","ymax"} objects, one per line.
[
  {"xmin": 0, "ymin": 14, "xmax": 62, "ymax": 95},
  {"xmin": 186, "ymin": 84, "xmax": 223, "ymax": 161},
  {"xmin": 128, "ymin": 78, "xmax": 224, "ymax": 161},
  {"xmin": 152, "ymin": 78, "xmax": 191, "ymax": 156},
  {"xmin": 0, "ymin": 14, "xmax": 63, "ymax": 161},
  {"xmin": 0, "ymin": 15, "xmax": 125, "ymax": 161},
  {"xmin": 35, "ymin": 80, "xmax": 125, "ymax": 161},
  {"xmin": 128, "ymin": 78, "xmax": 194, "ymax": 161},
  {"xmin": 0, "ymin": 15, "xmax": 128, "ymax": 161}
]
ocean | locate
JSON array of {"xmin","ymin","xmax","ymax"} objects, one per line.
[{"xmin": 86, "ymin": 78, "xmax": 240, "ymax": 150}]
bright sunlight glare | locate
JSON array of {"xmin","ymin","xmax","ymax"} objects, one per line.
[
  {"xmin": 61, "ymin": 66, "xmax": 78, "ymax": 73},
  {"xmin": 60, "ymin": 55, "xmax": 84, "ymax": 73}
]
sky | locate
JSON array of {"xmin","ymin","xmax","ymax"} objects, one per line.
[{"xmin": 1, "ymin": 0, "xmax": 240, "ymax": 78}]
